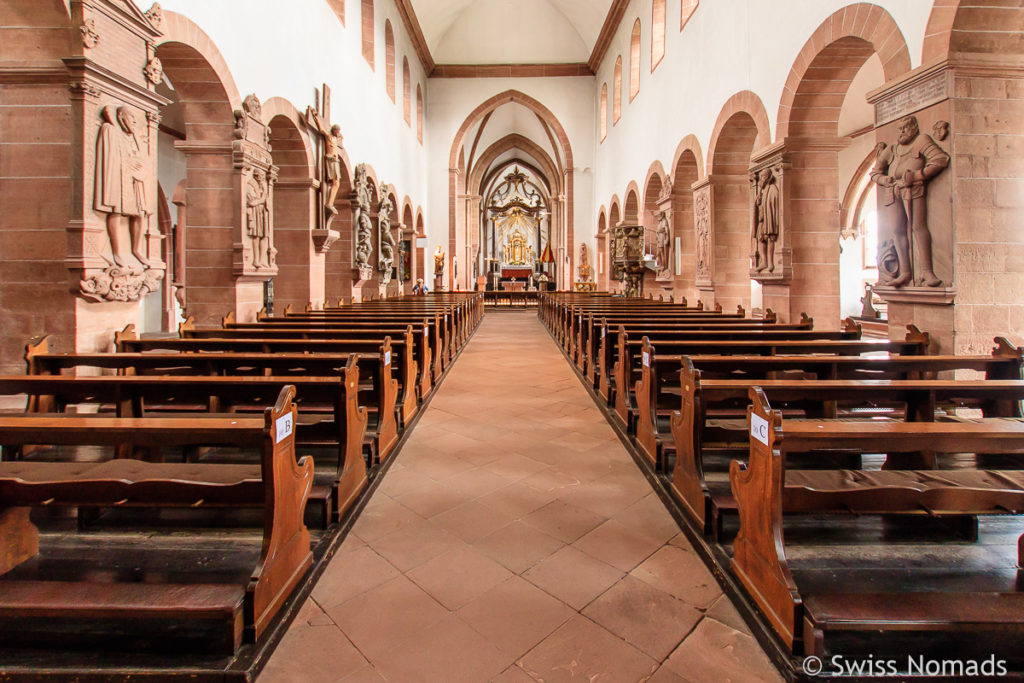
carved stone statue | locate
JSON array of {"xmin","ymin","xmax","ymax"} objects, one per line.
[
  {"xmin": 94, "ymin": 105, "xmax": 150, "ymax": 269},
  {"xmin": 434, "ymin": 245, "xmax": 445, "ymax": 276},
  {"xmin": 306, "ymin": 107, "xmax": 345, "ymax": 214},
  {"xmin": 378, "ymin": 186, "xmax": 395, "ymax": 283},
  {"xmin": 655, "ymin": 211, "xmax": 671, "ymax": 278},
  {"xmin": 353, "ymin": 164, "xmax": 373, "ymax": 270},
  {"xmin": 245, "ymin": 170, "xmax": 271, "ymax": 268},
  {"xmin": 751, "ymin": 168, "xmax": 780, "ymax": 273},
  {"xmin": 870, "ymin": 115, "xmax": 950, "ymax": 287},
  {"xmin": 578, "ymin": 242, "xmax": 593, "ymax": 282},
  {"xmin": 694, "ymin": 187, "xmax": 711, "ymax": 282}
]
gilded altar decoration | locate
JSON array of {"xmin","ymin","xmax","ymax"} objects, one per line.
[
  {"xmin": 578, "ymin": 242, "xmax": 593, "ymax": 282},
  {"xmin": 378, "ymin": 185, "xmax": 396, "ymax": 284},
  {"xmin": 434, "ymin": 245, "xmax": 445, "ymax": 276},
  {"xmin": 488, "ymin": 167, "xmax": 544, "ymax": 271},
  {"xmin": 353, "ymin": 164, "xmax": 374, "ymax": 279},
  {"xmin": 83, "ymin": 105, "xmax": 165, "ymax": 302},
  {"xmin": 870, "ymin": 115, "xmax": 949, "ymax": 288}
]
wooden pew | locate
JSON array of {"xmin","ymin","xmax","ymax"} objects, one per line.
[
  {"xmin": 665, "ymin": 355, "xmax": 1024, "ymax": 534},
  {"xmin": 12, "ymin": 353, "xmax": 372, "ymax": 524},
  {"xmin": 732, "ymin": 386, "xmax": 1024, "ymax": 653},
  {"xmin": 178, "ymin": 321, "xmax": 421, "ymax": 421},
  {"xmin": 114, "ymin": 328, "xmax": 403, "ymax": 452},
  {"xmin": 0, "ymin": 386, "xmax": 311, "ymax": 652},
  {"xmin": 237, "ymin": 313, "xmax": 439, "ymax": 391},
  {"xmin": 609, "ymin": 323, "xmax": 919, "ymax": 429}
]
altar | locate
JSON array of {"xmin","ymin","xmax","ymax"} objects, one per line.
[{"xmin": 501, "ymin": 267, "xmax": 534, "ymax": 279}]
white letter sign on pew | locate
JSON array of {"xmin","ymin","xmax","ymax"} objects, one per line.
[
  {"xmin": 750, "ymin": 412, "xmax": 769, "ymax": 446},
  {"xmin": 385, "ymin": 350, "xmax": 391, "ymax": 366},
  {"xmin": 643, "ymin": 351, "xmax": 651, "ymax": 367},
  {"xmin": 276, "ymin": 413, "xmax": 294, "ymax": 443}
]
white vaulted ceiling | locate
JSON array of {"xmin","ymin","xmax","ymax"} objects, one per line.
[{"xmin": 411, "ymin": 0, "xmax": 614, "ymax": 64}]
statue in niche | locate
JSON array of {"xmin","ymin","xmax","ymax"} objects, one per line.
[
  {"xmin": 434, "ymin": 245, "xmax": 445, "ymax": 276},
  {"xmin": 694, "ymin": 189, "xmax": 711, "ymax": 281},
  {"xmin": 655, "ymin": 211, "xmax": 671, "ymax": 278},
  {"xmin": 378, "ymin": 187, "xmax": 396, "ymax": 283},
  {"xmin": 245, "ymin": 170, "xmax": 271, "ymax": 268},
  {"xmin": 353, "ymin": 164, "xmax": 373, "ymax": 270},
  {"xmin": 94, "ymin": 105, "xmax": 150, "ymax": 268},
  {"xmin": 306, "ymin": 107, "xmax": 345, "ymax": 215},
  {"xmin": 751, "ymin": 168, "xmax": 780, "ymax": 273},
  {"xmin": 871, "ymin": 115, "xmax": 950, "ymax": 288},
  {"xmin": 578, "ymin": 242, "xmax": 593, "ymax": 282}
]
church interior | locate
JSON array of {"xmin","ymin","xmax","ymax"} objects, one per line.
[{"xmin": 1, "ymin": 0, "xmax": 1024, "ymax": 680}]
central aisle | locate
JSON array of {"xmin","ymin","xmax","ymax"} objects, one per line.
[{"xmin": 262, "ymin": 312, "xmax": 780, "ymax": 682}]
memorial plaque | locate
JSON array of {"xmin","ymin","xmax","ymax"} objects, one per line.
[{"xmin": 874, "ymin": 72, "xmax": 948, "ymax": 126}]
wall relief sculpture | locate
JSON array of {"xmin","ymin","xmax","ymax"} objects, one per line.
[
  {"xmin": 353, "ymin": 163, "xmax": 375, "ymax": 280},
  {"xmin": 143, "ymin": 3, "xmax": 164, "ymax": 31},
  {"xmin": 654, "ymin": 211, "xmax": 672, "ymax": 281},
  {"xmin": 693, "ymin": 184, "xmax": 712, "ymax": 286},
  {"xmin": 143, "ymin": 57, "xmax": 162, "ymax": 86},
  {"xmin": 232, "ymin": 93, "xmax": 278, "ymax": 277},
  {"xmin": 378, "ymin": 186, "xmax": 396, "ymax": 284},
  {"xmin": 80, "ymin": 18, "xmax": 100, "ymax": 48},
  {"xmin": 870, "ymin": 115, "xmax": 949, "ymax": 288},
  {"xmin": 83, "ymin": 105, "xmax": 164, "ymax": 302},
  {"xmin": 751, "ymin": 167, "xmax": 780, "ymax": 274},
  {"xmin": 612, "ymin": 225, "xmax": 645, "ymax": 297}
]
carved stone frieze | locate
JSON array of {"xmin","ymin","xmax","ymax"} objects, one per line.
[
  {"xmin": 80, "ymin": 19, "xmax": 100, "ymax": 48},
  {"xmin": 353, "ymin": 164, "xmax": 374, "ymax": 271},
  {"xmin": 232, "ymin": 94, "xmax": 278, "ymax": 278},
  {"xmin": 747, "ymin": 146, "xmax": 791, "ymax": 283},
  {"xmin": 692, "ymin": 181, "xmax": 712, "ymax": 287},
  {"xmin": 143, "ymin": 57, "xmax": 162, "ymax": 86},
  {"xmin": 143, "ymin": 3, "xmax": 164, "ymax": 33},
  {"xmin": 870, "ymin": 115, "xmax": 949, "ymax": 289},
  {"xmin": 377, "ymin": 185, "xmax": 396, "ymax": 284},
  {"xmin": 81, "ymin": 265, "xmax": 164, "ymax": 303}
]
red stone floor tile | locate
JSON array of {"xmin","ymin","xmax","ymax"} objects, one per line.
[{"xmin": 260, "ymin": 312, "xmax": 779, "ymax": 681}]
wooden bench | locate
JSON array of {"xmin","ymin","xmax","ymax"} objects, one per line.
[
  {"xmin": 0, "ymin": 386, "xmax": 311, "ymax": 652},
  {"xmin": 731, "ymin": 386, "xmax": 1024, "ymax": 653},
  {"xmin": 7, "ymin": 359, "xmax": 371, "ymax": 524},
  {"xmin": 664, "ymin": 357, "xmax": 1024, "ymax": 534}
]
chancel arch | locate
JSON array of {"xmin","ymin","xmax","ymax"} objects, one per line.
[{"xmin": 448, "ymin": 90, "xmax": 574, "ymax": 291}]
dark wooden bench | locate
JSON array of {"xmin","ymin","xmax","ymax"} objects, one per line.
[
  {"xmin": 664, "ymin": 357, "xmax": 1024, "ymax": 534},
  {"xmin": 8, "ymin": 358, "xmax": 372, "ymax": 524},
  {"xmin": 731, "ymin": 386, "xmax": 1024, "ymax": 653},
  {"xmin": 0, "ymin": 386, "xmax": 311, "ymax": 652}
]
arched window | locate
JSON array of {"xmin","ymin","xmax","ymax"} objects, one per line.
[
  {"xmin": 361, "ymin": 0, "xmax": 374, "ymax": 68},
  {"xmin": 384, "ymin": 20, "xmax": 395, "ymax": 102},
  {"xmin": 613, "ymin": 56, "xmax": 622, "ymax": 124},
  {"xmin": 416, "ymin": 85, "xmax": 424, "ymax": 144},
  {"xmin": 681, "ymin": 0, "xmax": 699, "ymax": 31},
  {"xmin": 327, "ymin": 0, "xmax": 344, "ymax": 26},
  {"xmin": 629, "ymin": 19, "xmax": 641, "ymax": 101},
  {"xmin": 652, "ymin": 0, "xmax": 665, "ymax": 71},
  {"xmin": 600, "ymin": 83, "xmax": 608, "ymax": 141},
  {"xmin": 403, "ymin": 58, "xmax": 411, "ymax": 125}
]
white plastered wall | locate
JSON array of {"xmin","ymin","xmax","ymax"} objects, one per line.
[
  {"xmin": 151, "ymin": 0, "xmax": 430, "ymax": 216},
  {"xmin": 592, "ymin": 0, "xmax": 932, "ymax": 230}
]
